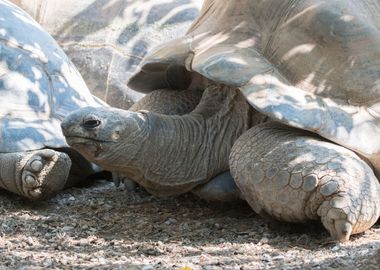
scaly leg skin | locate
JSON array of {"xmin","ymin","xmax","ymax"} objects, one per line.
[
  {"xmin": 112, "ymin": 171, "xmax": 137, "ymax": 191},
  {"xmin": 230, "ymin": 122, "xmax": 380, "ymax": 242},
  {"xmin": 191, "ymin": 171, "xmax": 243, "ymax": 203},
  {"xmin": 0, "ymin": 149, "xmax": 71, "ymax": 200}
]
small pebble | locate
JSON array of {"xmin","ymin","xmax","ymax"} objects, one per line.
[
  {"xmin": 260, "ymin": 237, "xmax": 269, "ymax": 244},
  {"xmin": 43, "ymin": 259, "xmax": 53, "ymax": 267},
  {"xmin": 332, "ymin": 245, "xmax": 341, "ymax": 252},
  {"xmin": 142, "ymin": 265, "xmax": 154, "ymax": 270},
  {"xmin": 165, "ymin": 218, "xmax": 177, "ymax": 225}
]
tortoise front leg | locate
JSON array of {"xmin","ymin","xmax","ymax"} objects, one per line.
[
  {"xmin": 0, "ymin": 149, "xmax": 71, "ymax": 200},
  {"xmin": 191, "ymin": 171, "xmax": 243, "ymax": 203},
  {"xmin": 230, "ymin": 122, "xmax": 380, "ymax": 242}
]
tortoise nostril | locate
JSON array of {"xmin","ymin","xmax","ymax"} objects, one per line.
[{"xmin": 83, "ymin": 119, "xmax": 101, "ymax": 129}]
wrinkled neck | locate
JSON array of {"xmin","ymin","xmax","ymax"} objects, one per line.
[{"xmin": 100, "ymin": 85, "xmax": 251, "ymax": 196}]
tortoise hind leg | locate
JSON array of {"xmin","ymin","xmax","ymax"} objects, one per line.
[
  {"xmin": 230, "ymin": 122, "xmax": 380, "ymax": 242},
  {"xmin": 0, "ymin": 149, "xmax": 71, "ymax": 200}
]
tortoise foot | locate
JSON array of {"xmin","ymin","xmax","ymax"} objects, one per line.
[
  {"xmin": 112, "ymin": 171, "xmax": 137, "ymax": 191},
  {"xmin": 318, "ymin": 189, "xmax": 379, "ymax": 242},
  {"xmin": 318, "ymin": 198, "xmax": 354, "ymax": 242},
  {"xmin": 230, "ymin": 123, "xmax": 380, "ymax": 242},
  {"xmin": 20, "ymin": 149, "xmax": 71, "ymax": 200}
]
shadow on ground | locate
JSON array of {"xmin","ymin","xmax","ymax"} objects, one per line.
[{"xmin": 0, "ymin": 181, "xmax": 379, "ymax": 269}]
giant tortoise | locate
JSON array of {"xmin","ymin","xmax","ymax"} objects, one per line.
[
  {"xmin": 11, "ymin": 0, "xmax": 202, "ymax": 108},
  {"xmin": 62, "ymin": 0, "xmax": 380, "ymax": 241},
  {"xmin": 0, "ymin": 0, "xmax": 107, "ymax": 200}
]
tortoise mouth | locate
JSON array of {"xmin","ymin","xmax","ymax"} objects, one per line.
[
  {"xmin": 64, "ymin": 136, "xmax": 113, "ymax": 144},
  {"xmin": 64, "ymin": 136, "xmax": 113, "ymax": 161}
]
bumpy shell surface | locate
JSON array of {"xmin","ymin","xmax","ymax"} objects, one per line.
[
  {"xmin": 0, "ymin": 0, "xmax": 103, "ymax": 152},
  {"xmin": 129, "ymin": 0, "xmax": 380, "ymax": 175},
  {"xmin": 12, "ymin": 0, "xmax": 202, "ymax": 108}
]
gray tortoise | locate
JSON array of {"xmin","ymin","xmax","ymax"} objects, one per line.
[
  {"xmin": 11, "ymin": 0, "xmax": 202, "ymax": 109},
  {"xmin": 62, "ymin": 0, "xmax": 380, "ymax": 241},
  {"xmin": 0, "ymin": 0, "xmax": 106, "ymax": 200}
]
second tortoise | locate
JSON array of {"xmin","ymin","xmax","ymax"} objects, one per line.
[{"xmin": 62, "ymin": 0, "xmax": 380, "ymax": 242}]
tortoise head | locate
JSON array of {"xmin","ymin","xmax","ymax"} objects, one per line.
[{"xmin": 61, "ymin": 106, "xmax": 147, "ymax": 167}]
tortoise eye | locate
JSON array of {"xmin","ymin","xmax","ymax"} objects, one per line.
[{"xmin": 83, "ymin": 119, "xmax": 101, "ymax": 129}]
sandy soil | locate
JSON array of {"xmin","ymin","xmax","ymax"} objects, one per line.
[{"xmin": 0, "ymin": 180, "xmax": 379, "ymax": 269}]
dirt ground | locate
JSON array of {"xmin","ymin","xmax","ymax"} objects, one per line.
[{"xmin": 0, "ymin": 180, "xmax": 379, "ymax": 270}]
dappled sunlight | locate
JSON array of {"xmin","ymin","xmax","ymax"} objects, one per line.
[
  {"xmin": 277, "ymin": 3, "xmax": 323, "ymax": 30},
  {"xmin": 11, "ymin": 10, "xmax": 42, "ymax": 30},
  {"xmin": 1, "ymin": 118, "xmax": 63, "ymax": 152},
  {"xmin": 128, "ymin": 0, "xmax": 380, "ymax": 183},
  {"xmin": 170, "ymin": 0, "xmax": 380, "ymax": 174},
  {"xmin": 235, "ymin": 38, "xmax": 257, "ymax": 49},
  {"xmin": 243, "ymin": 72, "xmax": 380, "ymax": 161},
  {"xmin": 1, "ymin": 70, "xmax": 48, "ymax": 112},
  {"xmin": 227, "ymin": 57, "xmax": 248, "ymax": 66},
  {"xmin": 282, "ymin": 43, "xmax": 317, "ymax": 61},
  {"xmin": 195, "ymin": 32, "xmax": 230, "ymax": 52},
  {"xmin": 125, "ymin": 0, "xmax": 198, "ymax": 26},
  {"xmin": 0, "ymin": 2, "xmax": 41, "ymax": 31},
  {"xmin": 11, "ymin": 0, "xmax": 202, "ymax": 108},
  {"xmin": 0, "ymin": 0, "xmax": 103, "ymax": 152},
  {"xmin": 173, "ymin": 0, "xmax": 380, "ymax": 101}
]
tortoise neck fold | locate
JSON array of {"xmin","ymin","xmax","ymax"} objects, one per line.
[{"xmin": 119, "ymin": 85, "xmax": 251, "ymax": 196}]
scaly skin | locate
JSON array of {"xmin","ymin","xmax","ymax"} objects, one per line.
[
  {"xmin": 129, "ymin": 89, "xmax": 203, "ymax": 115},
  {"xmin": 230, "ymin": 122, "xmax": 380, "ymax": 241}
]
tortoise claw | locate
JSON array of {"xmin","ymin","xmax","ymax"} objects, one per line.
[{"xmin": 112, "ymin": 172, "xmax": 121, "ymax": 187}]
